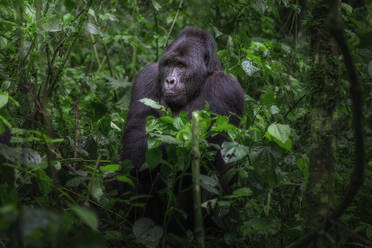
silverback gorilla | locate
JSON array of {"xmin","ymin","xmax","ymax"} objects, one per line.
[{"xmin": 121, "ymin": 27, "xmax": 244, "ymax": 230}]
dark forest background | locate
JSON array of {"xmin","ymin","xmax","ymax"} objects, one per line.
[{"xmin": 0, "ymin": 0, "xmax": 371, "ymax": 247}]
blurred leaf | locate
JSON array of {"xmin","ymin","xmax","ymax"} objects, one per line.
[
  {"xmin": 86, "ymin": 23, "xmax": 102, "ymax": 35},
  {"xmin": 341, "ymin": 3, "xmax": 352, "ymax": 14},
  {"xmin": 0, "ymin": 92, "xmax": 8, "ymax": 108},
  {"xmin": 100, "ymin": 164, "xmax": 121, "ymax": 172},
  {"xmin": 296, "ymin": 156, "xmax": 309, "ymax": 180},
  {"xmin": 116, "ymin": 175, "xmax": 134, "ymax": 187},
  {"xmin": 221, "ymin": 142, "xmax": 250, "ymax": 163},
  {"xmin": 368, "ymin": 61, "xmax": 372, "ymax": 77},
  {"xmin": 145, "ymin": 149, "xmax": 162, "ymax": 170},
  {"xmin": 260, "ymin": 91, "xmax": 275, "ymax": 106},
  {"xmin": 139, "ymin": 98, "xmax": 165, "ymax": 111},
  {"xmin": 71, "ymin": 206, "xmax": 98, "ymax": 231},
  {"xmin": 232, "ymin": 187, "xmax": 253, "ymax": 197},
  {"xmin": 63, "ymin": 13, "xmax": 74, "ymax": 24},
  {"xmin": 200, "ymin": 175, "xmax": 219, "ymax": 194},
  {"xmin": 242, "ymin": 218, "xmax": 281, "ymax": 235},
  {"xmin": 89, "ymin": 177, "xmax": 104, "ymax": 201},
  {"xmin": 152, "ymin": 0, "xmax": 161, "ymax": 11},
  {"xmin": 266, "ymin": 123, "xmax": 290, "ymax": 144},
  {"xmin": 22, "ymin": 208, "xmax": 59, "ymax": 238},
  {"xmin": 43, "ymin": 16, "xmax": 62, "ymax": 32},
  {"xmin": 133, "ymin": 218, "xmax": 163, "ymax": 248},
  {"xmin": 0, "ymin": 145, "xmax": 43, "ymax": 166},
  {"xmin": 242, "ymin": 59, "xmax": 259, "ymax": 76}
]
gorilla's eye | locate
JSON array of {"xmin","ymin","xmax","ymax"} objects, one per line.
[{"xmin": 176, "ymin": 62, "xmax": 185, "ymax": 68}]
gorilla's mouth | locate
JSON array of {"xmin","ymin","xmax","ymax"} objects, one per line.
[{"xmin": 164, "ymin": 92, "xmax": 180, "ymax": 97}]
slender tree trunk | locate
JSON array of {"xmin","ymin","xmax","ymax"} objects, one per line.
[{"xmin": 305, "ymin": 1, "xmax": 341, "ymax": 246}]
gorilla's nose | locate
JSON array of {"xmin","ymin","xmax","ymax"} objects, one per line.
[{"xmin": 165, "ymin": 77, "xmax": 176, "ymax": 89}]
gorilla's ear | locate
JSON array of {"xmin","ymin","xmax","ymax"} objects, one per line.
[{"xmin": 203, "ymin": 32, "xmax": 222, "ymax": 74}]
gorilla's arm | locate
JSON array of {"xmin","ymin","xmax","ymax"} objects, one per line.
[{"xmin": 121, "ymin": 63, "xmax": 160, "ymax": 169}]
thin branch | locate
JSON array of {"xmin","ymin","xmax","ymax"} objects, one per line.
[
  {"xmin": 73, "ymin": 97, "xmax": 79, "ymax": 169},
  {"xmin": 164, "ymin": 0, "xmax": 184, "ymax": 48}
]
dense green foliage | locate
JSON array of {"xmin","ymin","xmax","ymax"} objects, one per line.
[{"xmin": 0, "ymin": 0, "xmax": 371, "ymax": 247}]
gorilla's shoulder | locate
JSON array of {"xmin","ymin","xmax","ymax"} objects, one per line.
[{"xmin": 135, "ymin": 63, "xmax": 159, "ymax": 81}]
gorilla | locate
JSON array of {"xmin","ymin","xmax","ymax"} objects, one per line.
[{"xmin": 121, "ymin": 27, "xmax": 244, "ymax": 230}]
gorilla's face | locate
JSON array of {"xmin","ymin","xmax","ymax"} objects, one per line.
[
  {"xmin": 160, "ymin": 61, "xmax": 187, "ymax": 107},
  {"xmin": 159, "ymin": 38, "xmax": 209, "ymax": 110}
]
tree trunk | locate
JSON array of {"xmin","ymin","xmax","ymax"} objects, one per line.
[{"xmin": 305, "ymin": 1, "xmax": 341, "ymax": 246}]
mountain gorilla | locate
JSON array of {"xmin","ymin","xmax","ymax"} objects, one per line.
[{"xmin": 121, "ymin": 27, "xmax": 244, "ymax": 230}]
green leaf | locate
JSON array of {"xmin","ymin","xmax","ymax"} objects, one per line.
[
  {"xmin": 139, "ymin": 98, "xmax": 165, "ymax": 111},
  {"xmin": 221, "ymin": 142, "xmax": 250, "ymax": 163},
  {"xmin": 266, "ymin": 123, "xmax": 292, "ymax": 151},
  {"xmin": 133, "ymin": 218, "xmax": 163, "ymax": 248},
  {"xmin": 260, "ymin": 91, "xmax": 275, "ymax": 106},
  {"xmin": 43, "ymin": 16, "xmax": 62, "ymax": 32},
  {"xmin": 152, "ymin": 0, "xmax": 161, "ymax": 11},
  {"xmin": 88, "ymin": 177, "xmax": 104, "ymax": 201},
  {"xmin": 267, "ymin": 123, "xmax": 290, "ymax": 144},
  {"xmin": 0, "ymin": 92, "xmax": 9, "ymax": 108},
  {"xmin": 200, "ymin": 175, "xmax": 219, "ymax": 195},
  {"xmin": 100, "ymin": 164, "xmax": 121, "ymax": 172},
  {"xmin": 71, "ymin": 206, "xmax": 98, "ymax": 231},
  {"xmin": 341, "ymin": 3, "xmax": 353, "ymax": 14},
  {"xmin": 232, "ymin": 187, "xmax": 253, "ymax": 197},
  {"xmin": 296, "ymin": 156, "xmax": 309, "ymax": 180},
  {"xmin": 86, "ymin": 23, "xmax": 102, "ymax": 35},
  {"xmin": 242, "ymin": 59, "xmax": 259, "ymax": 76},
  {"xmin": 173, "ymin": 116, "xmax": 185, "ymax": 130},
  {"xmin": 63, "ymin": 13, "xmax": 74, "ymax": 24},
  {"xmin": 116, "ymin": 175, "xmax": 134, "ymax": 187},
  {"xmin": 145, "ymin": 149, "xmax": 162, "ymax": 170},
  {"xmin": 368, "ymin": 61, "xmax": 372, "ymax": 77}
]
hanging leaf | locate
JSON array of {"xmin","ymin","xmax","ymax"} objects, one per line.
[
  {"xmin": 133, "ymin": 218, "xmax": 163, "ymax": 248},
  {"xmin": 71, "ymin": 206, "xmax": 98, "ymax": 231},
  {"xmin": 86, "ymin": 23, "xmax": 102, "ymax": 35},
  {"xmin": 0, "ymin": 92, "xmax": 8, "ymax": 108},
  {"xmin": 221, "ymin": 142, "xmax": 250, "ymax": 163}
]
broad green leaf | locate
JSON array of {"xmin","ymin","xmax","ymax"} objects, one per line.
[
  {"xmin": 221, "ymin": 142, "xmax": 250, "ymax": 163},
  {"xmin": 116, "ymin": 175, "xmax": 134, "ymax": 187},
  {"xmin": 43, "ymin": 16, "xmax": 62, "ymax": 32},
  {"xmin": 133, "ymin": 218, "xmax": 163, "ymax": 248},
  {"xmin": 89, "ymin": 177, "xmax": 104, "ymax": 201},
  {"xmin": 232, "ymin": 187, "xmax": 253, "ymax": 197},
  {"xmin": 270, "ymin": 105, "xmax": 280, "ymax": 115},
  {"xmin": 266, "ymin": 123, "xmax": 292, "ymax": 151},
  {"xmin": 86, "ymin": 23, "xmax": 102, "ymax": 35},
  {"xmin": 145, "ymin": 149, "xmax": 162, "ymax": 170},
  {"xmin": 242, "ymin": 59, "xmax": 259, "ymax": 76},
  {"xmin": 152, "ymin": 0, "xmax": 161, "ymax": 11},
  {"xmin": 88, "ymin": 8, "xmax": 96, "ymax": 18},
  {"xmin": 173, "ymin": 116, "xmax": 185, "ymax": 130},
  {"xmin": 200, "ymin": 175, "xmax": 219, "ymax": 195},
  {"xmin": 260, "ymin": 91, "xmax": 275, "ymax": 106},
  {"xmin": 267, "ymin": 123, "xmax": 290, "ymax": 144},
  {"xmin": 368, "ymin": 61, "xmax": 372, "ymax": 77},
  {"xmin": 341, "ymin": 3, "xmax": 353, "ymax": 14},
  {"xmin": 63, "ymin": 13, "xmax": 74, "ymax": 24},
  {"xmin": 100, "ymin": 164, "xmax": 121, "ymax": 172},
  {"xmin": 0, "ymin": 92, "xmax": 8, "ymax": 108},
  {"xmin": 296, "ymin": 156, "xmax": 309, "ymax": 180},
  {"xmin": 71, "ymin": 206, "xmax": 98, "ymax": 231},
  {"xmin": 139, "ymin": 98, "xmax": 165, "ymax": 111}
]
